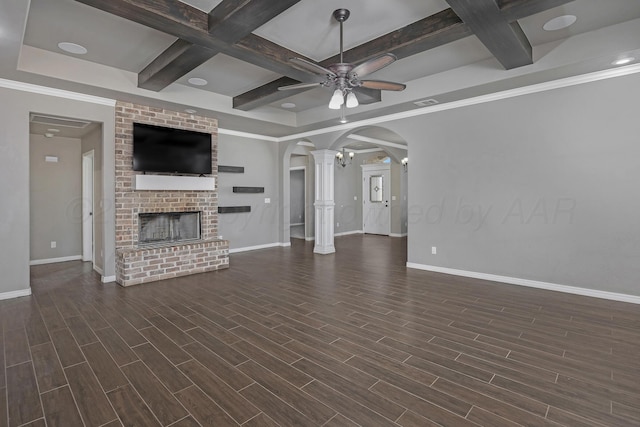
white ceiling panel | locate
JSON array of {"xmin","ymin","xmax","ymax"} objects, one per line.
[
  {"xmin": 178, "ymin": 53, "xmax": 281, "ymax": 96},
  {"xmin": 23, "ymin": 0, "xmax": 177, "ymax": 73},
  {"xmin": 253, "ymin": 0, "xmax": 450, "ymax": 61}
]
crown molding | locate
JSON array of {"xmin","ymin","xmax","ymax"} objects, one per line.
[
  {"xmin": 5, "ymin": 62, "xmax": 640, "ymax": 142},
  {"xmin": 217, "ymin": 127, "xmax": 279, "ymax": 142},
  {"xmin": 0, "ymin": 78, "xmax": 116, "ymax": 106},
  {"xmin": 279, "ymin": 63, "xmax": 640, "ymax": 142}
]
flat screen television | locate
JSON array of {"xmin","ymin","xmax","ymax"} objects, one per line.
[{"xmin": 133, "ymin": 123, "xmax": 212, "ymax": 175}]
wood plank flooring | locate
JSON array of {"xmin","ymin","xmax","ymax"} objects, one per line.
[{"xmin": 2, "ymin": 235, "xmax": 640, "ymax": 426}]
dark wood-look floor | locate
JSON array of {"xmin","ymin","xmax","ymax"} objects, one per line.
[{"xmin": 2, "ymin": 235, "xmax": 640, "ymax": 427}]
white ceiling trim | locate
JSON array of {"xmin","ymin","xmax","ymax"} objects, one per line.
[
  {"xmin": 5, "ymin": 61, "xmax": 640, "ymax": 143},
  {"xmin": 280, "ymin": 62, "xmax": 640, "ymax": 142},
  {"xmin": 217, "ymin": 127, "xmax": 279, "ymax": 142},
  {"xmin": 0, "ymin": 78, "xmax": 116, "ymax": 106}
]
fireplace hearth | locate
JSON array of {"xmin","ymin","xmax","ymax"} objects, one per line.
[{"xmin": 138, "ymin": 211, "xmax": 201, "ymax": 246}]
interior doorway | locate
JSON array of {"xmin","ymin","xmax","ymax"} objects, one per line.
[
  {"xmin": 289, "ymin": 167, "xmax": 306, "ymax": 239},
  {"xmin": 82, "ymin": 150, "xmax": 95, "ymax": 264},
  {"xmin": 362, "ymin": 163, "xmax": 391, "ymax": 235}
]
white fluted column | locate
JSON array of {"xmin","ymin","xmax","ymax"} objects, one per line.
[{"xmin": 310, "ymin": 150, "xmax": 336, "ymax": 254}]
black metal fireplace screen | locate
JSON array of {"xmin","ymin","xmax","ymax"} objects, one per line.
[{"xmin": 138, "ymin": 211, "xmax": 201, "ymax": 246}]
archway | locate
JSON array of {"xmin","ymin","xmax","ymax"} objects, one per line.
[
  {"xmin": 329, "ymin": 126, "xmax": 409, "ymax": 240},
  {"xmin": 279, "ymin": 126, "xmax": 410, "ymax": 254}
]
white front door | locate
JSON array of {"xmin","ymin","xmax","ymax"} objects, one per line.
[{"xmin": 362, "ymin": 164, "xmax": 390, "ymax": 235}]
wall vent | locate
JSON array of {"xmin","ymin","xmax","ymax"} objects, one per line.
[
  {"xmin": 30, "ymin": 114, "xmax": 92, "ymax": 129},
  {"xmin": 413, "ymin": 98, "xmax": 439, "ymax": 107}
]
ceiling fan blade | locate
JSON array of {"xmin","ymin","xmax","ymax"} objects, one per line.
[
  {"xmin": 277, "ymin": 82, "xmax": 322, "ymax": 91},
  {"xmin": 359, "ymin": 80, "xmax": 406, "ymax": 91},
  {"xmin": 290, "ymin": 57, "xmax": 336, "ymax": 77},
  {"xmin": 351, "ymin": 53, "xmax": 397, "ymax": 78}
]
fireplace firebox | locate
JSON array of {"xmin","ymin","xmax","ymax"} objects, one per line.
[{"xmin": 138, "ymin": 212, "xmax": 201, "ymax": 246}]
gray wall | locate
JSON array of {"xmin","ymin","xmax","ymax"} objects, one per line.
[
  {"xmin": 81, "ymin": 126, "xmax": 104, "ymax": 272},
  {"xmin": 334, "ymin": 158, "xmax": 362, "ymax": 234},
  {"xmin": 388, "ymin": 72, "xmax": 640, "ymax": 296},
  {"xmin": 0, "ymin": 85, "xmax": 116, "ymax": 296},
  {"xmin": 289, "ymin": 169, "xmax": 305, "ymax": 225},
  {"xmin": 390, "ymin": 162, "xmax": 404, "ymax": 236},
  {"xmin": 30, "ymin": 134, "xmax": 82, "ymax": 261},
  {"xmin": 218, "ymin": 133, "xmax": 280, "ymax": 249}
]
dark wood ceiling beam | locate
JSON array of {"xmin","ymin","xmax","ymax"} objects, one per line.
[
  {"xmin": 446, "ymin": 0, "xmax": 532, "ymax": 69},
  {"xmin": 233, "ymin": 8, "xmax": 472, "ymax": 111},
  {"xmin": 499, "ymin": 0, "xmax": 574, "ymax": 22},
  {"xmin": 233, "ymin": 0, "xmax": 574, "ymax": 110},
  {"xmin": 136, "ymin": 0, "xmax": 303, "ymax": 91},
  {"xmin": 138, "ymin": 40, "xmax": 217, "ymax": 91},
  {"xmin": 75, "ymin": 0, "xmax": 316, "ymax": 85},
  {"xmin": 232, "ymin": 77, "xmax": 303, "ymax": 110},
  {"xmin": 326, "ymin": 8, "xmax": 472, "ymax": 65},
  {"xmin": 75, "ymin": 0, "xmax": 214, "ymax": 45}
]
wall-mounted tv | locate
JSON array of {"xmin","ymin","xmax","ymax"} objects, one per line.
[{"xmin": 133, "ymin": 123, "xmax": 212, "ymax": 175}]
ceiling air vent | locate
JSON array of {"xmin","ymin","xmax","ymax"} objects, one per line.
[
  {"xmin": 30, "ymin": 114, "xmax": 92, "ymax": 128},
  {"xmin": 413, "ymin": 98, "xmax": 439, "ymax": 107}
]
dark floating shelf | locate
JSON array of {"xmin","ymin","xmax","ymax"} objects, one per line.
[
  {"xmin": 233, "ymin": 186, "xmax": 264, "ymax": 193},
  {"xmin": 218, "ymin": 206, "xmax": 251, "ymax": 214},
  {"xmin": 218, "ymin": 165, "xmax": 244, "ymax": 173}
]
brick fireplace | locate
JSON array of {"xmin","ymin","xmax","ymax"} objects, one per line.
[{"xmin": 114, "ymin": 102, "xmax": 228, "ymax": 286}]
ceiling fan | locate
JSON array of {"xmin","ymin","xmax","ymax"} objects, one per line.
[{"xmin": 278, "ymin": 8, "xmax": 406, "ymax": 110}]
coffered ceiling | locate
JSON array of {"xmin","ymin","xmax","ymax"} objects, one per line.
[{"xmin": 3, "ymin": 0, "xmax": 640, "ymax": 137}]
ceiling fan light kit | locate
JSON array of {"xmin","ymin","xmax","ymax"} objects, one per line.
[
  {"xmin": 329, "ymin": 88, "xmax": 344, "ymax": 109},
  {"xmin": 278, "ymin": 8, "xmax": 406, "ymax": 112}
]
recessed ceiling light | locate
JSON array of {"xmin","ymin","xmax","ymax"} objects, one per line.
[
  {"xmin": 613, "ymin": 57, "xmax": 635, "ymax": 65},
  {"xmin": 543, "ymin": 15, "xmax": 577, "ymax": 31},
  {"xmin": 187, "ymin": 77, "xmax": 208, "ymax": 86},
  {"xmin": 47, "ymin": 128, "xmax": 60, "ymax": 133},
  {"xmin": 58, "ymin": 42, "xmax": 87, "ymax": 55},
  {"xmin": 44, "ymin": 133, "xmax": 55, "ymax": 138},
  {"xmin": 281, "ymin": 102, "xmax": 296, "ymax": 109},
  {"xmin": 184, "ymin": 109, "xmax": 197, "ymax": 114}
]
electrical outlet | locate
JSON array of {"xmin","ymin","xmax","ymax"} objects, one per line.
[
  {"xmin": 432, "ymin": 246, "xmax": 437, "ymax": 255},
  {"xmin": 264, "ymin": 198, "xmax": 270, "ymax": 204},
  {"xmin": 219, "ymin": 235, "xmax": 223, "ymax": 240},
  {"xmin": 336, "ymin": 222, "xmax": 340, "ymax": 228},
  {"xmin": 51, "ymin": 241, "xmax": 57, "ymax": 248},
  {"xmin": 353, "ymin": 196, "xmax": 357, "ymax": 200},
  {"xmin": 392, "ymin": 195, "xmax": 397, "ymax": 201}
]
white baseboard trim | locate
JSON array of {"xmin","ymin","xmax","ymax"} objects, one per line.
[
  {"xmin": 0, "ymin": 288, "xmax": 32, "ymax": 301},
  {"xmin": 389, "ymin": 233, "xmax": 407, "ymax": 238},
  {"xmin": 290, "ymin": 223, "xmax": 304, "ymax": 226},
  {"xmin": 101, "ymin": 275, "xmax": 116, "ymax": 283},
  {"xmin": 305, "ymin": 237, "xmax": 315, "ymax": 241},
  {"xmin": 406, "ymin": 263, "xmax": 640, "ymax": 305},
  {"xmin": 93, "ymin": 265, "xmax": 104, "ymax": 275},
  {"xmin": 230, "ymin": 242, "xmax": 290, "ymax": 254},
  {"xmin": 335, "ymin": 230, "xmax": 364, "ymax": 237},
  {"xmin": 30, "ymin": 255, "xmax": 82, "ymax": 266}
]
